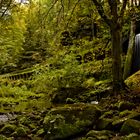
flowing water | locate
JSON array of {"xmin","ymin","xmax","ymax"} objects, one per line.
[{"xmin": 131, "ymin": 34, "xmax": 140, "ymax": 74}]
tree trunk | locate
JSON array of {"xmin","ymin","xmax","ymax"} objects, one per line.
[
  {"xmin": 111, "ymin": 26, "xmax": 123, "ymax": 93},
  {"xmin": 123, "ymin": 18, "xmax": 136, "ymax": 80}
]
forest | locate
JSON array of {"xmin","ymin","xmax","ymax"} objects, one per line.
[{"xmin": 0, "ymin": 0, "xmax": 140, "ymax": 140}]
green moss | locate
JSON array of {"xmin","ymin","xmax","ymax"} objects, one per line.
[
  {"xmin": 86, "ymin": 130, "xmax": 114, "ymax": 139},
  {"xmin": 36, "ymin": 128, "xmax": 45, "ymax": 136},
  {"xmin": 125, "ymin": 70, "xmax": 140, "ymax": 90},
  {"xmin": 44, "ymin": 119, "xmax": 91, "ymax": 140},
  {"xmin": 16, "ymin": 127, "xmax": 27, "ymax": 137},
  {"xmin": 121, "ymin": 119, "xmax": 140, "ymax": 135},
  {"xmin": 124, "ymin": 133, "xmax": 140, "ymax": 140},
  {"xmin": 118, "ymin": 101, "xmax": 135, "ymax": 111},
  {"xmin": 97, "ymin": 118, "xmax": 113, "ymax": 130},
  {"xmin": 66, "ymin": 98, "xmax": 76, "ymax": 104},
  {"xmin": 100, "ymin": 110, "xmax": 115, "ymax": 119},
  {"xmin": 119, "ymin": 110, "xmax": 133, "ymax": 117},
  {"xmin": 43, "ymin": 104, "xmax": 101, "ymax": 139},
  {"xmin": 0, "ymin": 124, "xmax": 16, "ymax": 135},
  {"xmin": 0, "ymin": 135, "xmax": 7, "ymax": 140}
]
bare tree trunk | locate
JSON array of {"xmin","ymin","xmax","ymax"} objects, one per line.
[
  {"xmin": 111, "ymin": 26, "xmax": 123, "ymax": 93},
  {"xmin": 123, "ymin": 18, "xmax": 136, "ymax": 80}
]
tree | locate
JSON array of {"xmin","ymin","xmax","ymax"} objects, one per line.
[
  {"xmin": 18, "ymin": 0, "xmax": 51, "ymax": 69},
  {"xmin": 0, "ymin": 2, "xmax": 27, "ymax": 72},
  {"xmin": 40, "ymin": 0, "xmax": 126, "ymax": 93},
  {"xmin": 123, "ymin": 1, "xmax": 140, "ymax": 79},
  {"xmin": 91, "ymin": 0, "xmax": 128, "ymax": 93}
]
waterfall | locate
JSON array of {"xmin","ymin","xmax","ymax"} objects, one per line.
[{"xmin": 131, "ymin": 34, "xmax": 140, "ymax": 74}]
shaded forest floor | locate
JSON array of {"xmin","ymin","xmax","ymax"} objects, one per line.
[{"xmin": 0, "ymin": 86, "xmax": 140, "ymax": 140}]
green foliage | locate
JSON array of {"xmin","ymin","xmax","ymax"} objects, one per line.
[
  {"xmin": 0, "ymin": 84, "xmax": 34, "ymax": 98},
  {"xmin": 0, "ymin": 5, "xmax": 26, "ymax": 69},
  {"xmin": 31, "ymin": 61, "xmax": 86, "ymax": 94},
  {"xmin": 0, "ymin": 83, "xmax": 48, "ymax": 113},
  {"xmin": 43, "ymin": 114, "xmax": 91, "ymax": 139}
]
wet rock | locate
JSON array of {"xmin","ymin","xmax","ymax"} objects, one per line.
[{"xmin": 120, "ymin": 119, "xmax": 140, "ymax": 135}]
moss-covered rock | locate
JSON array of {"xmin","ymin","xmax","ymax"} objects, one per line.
[
  {"xmin": 0, "ymin": 124, "xmax": 15, "ymax": 136},
  {"xmin": 36, "ymin": 128, "xmax": 45, "ymax": 136},
  {"xmin": 97, "ymin": 118, "xmax": 113, "ymax": 130},
  {"xmin": 18, "ymin": 116, "xmax": 31, "ymax": 125},
  {"xmin": 122, "ymin": 133, "xmax": 140, "ymax": 140},
  {"xmin": 118, "ymin": 101, "xmax": 135, "ymax": 111},
  {"xmin": 125, "ymin": 70, "xmax": 140, "ymax": 90},
  {"xmin": 112, "ymin": 111, "xmax": 140, "ymax": 131},
  {"xmin": 119, "ymin": 110, "xmax": 134, "ymax": 117},
  {"xmin": 43, "ymin": 104, "xmax": 101, "ymax": 140},
  {"xmin": 120, "ymin": 119, "xmax": 140, "ymax": 135},
  {"xmin": 16, "ymin": 127, "xmax": 27, "ymax": 137},
  {"xmin": 100, "ymin": 110, "xmax": 118, "ymax": 119},
  {"xmin": 86, "ymin": 130, "xmax": 114, "ymax": 140}
]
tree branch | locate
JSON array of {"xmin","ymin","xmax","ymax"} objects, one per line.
[
  {"xmin": 0, "ymin": 0, "xmax": 12, "ymax": 18},
  {"xmin": 44, "ymin": 0, "xmax": 58, "ymax": 18},
  {"xmin": 66, "ymin": 0, "xmax": 81, "ymax": 27},
  {"xmin": 91, "ymin": 0, "xmax": 111, "ymax": 26}
]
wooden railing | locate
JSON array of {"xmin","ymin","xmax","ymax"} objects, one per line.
[
  {"xmin": 0, "ymin": 63, "xmax": 50, "ymax": 81},
  {"xmin": 0, "ymin": 70, "xmax": 35, "ymax": 80}
]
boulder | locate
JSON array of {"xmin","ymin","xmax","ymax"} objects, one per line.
[
  {"xmin": 43, "ymin": 104, "xmax": 101, "ymax": 140},
  {"xmin": 97, "ymin": 110, "xmax": 140, "ymax": 132},
  {"xmin": 120, "ymin": 119, "xmax": 140, "ymax": 135},
  {"xmin": 112, "ymin": 111, "xmax": 140, "ymax": 131},
  {"xmin": 125, "ymin": 70, "xmax": 140, "ymax": 90},
  {"xmin": 97, "ymin": 118, "xmax": 113, "ymax": 130},
  {"xmin": 118, "ymin": 101, "xmax": 135, "ymax": 111}
]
